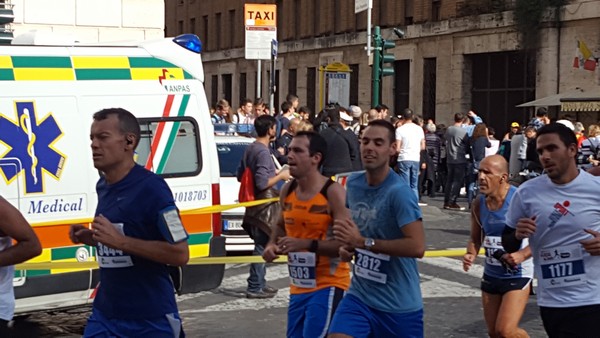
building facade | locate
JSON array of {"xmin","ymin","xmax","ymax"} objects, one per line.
[
  {"xmin": 166, "ymin": 0, "xmax": 600, "ymax": 135},
  {"xmin": 2, "ymin": 0, "xmax": 164, "ymax": 43}
]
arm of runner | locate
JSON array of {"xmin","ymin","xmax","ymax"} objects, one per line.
[
  {"xmin": 502, "ymin": 226, "xmax": 522, "ymax": 253},
  {"xmin": 502, "ymin": 245, "xmax": 531, "ymax": 267},
  {"xmin": 263, "ymin": 182, "xmax": 291, "ymax": 262},
  {"xmin": 0, "ymin": 197, "xmax": 42, "ymax": 267},
  {"xmin": 70, "ymin": 224, "xmax": 97, "ymax": 247},
  {"xmin": 464, "ymin": 198, "xmax": 482, "ymax": 272},
  {"xmin": 580, "ymin": 229, "xmax": 600, "ymax": 256},
  {"xmin": 305, "ymin": 182, "xmax": 350, "ymax": 257},
  {"xmin": 333, "ymin": 218, "xmax": 425, "ymax": 258},
  {"xmin": 91, "ymin": 214, "xmax": 189, "ymax": 266}
]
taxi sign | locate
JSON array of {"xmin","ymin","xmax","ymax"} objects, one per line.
[
  {"xmin": 245, "ymin": 4, "xmax": 276, "ymax": 27},
  {"xmin": 244, "ymin": 4, "xmax": 277, "ymax": 60}
]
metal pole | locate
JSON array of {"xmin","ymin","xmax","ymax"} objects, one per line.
[
  {"xmin": 371, "ymin": 26, "xmax": 381, "ymax": 107},
  {"xmin": 256, "ymin": 60, "xmax": 261, "ymax": 99},
  {"xmin": 269, "ymin": 57, "xmax": 276, "ymax": 114},
  {"xmin": 366, "ymin": 0, "xmax": 372, "ymax": 56}
]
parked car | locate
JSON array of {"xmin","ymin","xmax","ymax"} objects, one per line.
[{"xmin": 215, "ymin": 135, "xmax": 255, "ymax": 253}]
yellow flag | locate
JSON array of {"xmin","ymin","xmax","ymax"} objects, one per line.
[{"xmin": 579, "ymin": 40, "xmax": 593, "ymax": 60}]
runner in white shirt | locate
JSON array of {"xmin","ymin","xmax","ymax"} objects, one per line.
[{"xmin": 503, "ymin": 123, "xmax": 600, "ymax": 337}]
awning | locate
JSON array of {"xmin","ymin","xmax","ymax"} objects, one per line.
[
  {"xmin": 560, "ymin": 96, "xmax": 600, "ymax": 112},
  {"xmin": 516, "ymin": 90, "xmax": 586, "ymax": 107}
]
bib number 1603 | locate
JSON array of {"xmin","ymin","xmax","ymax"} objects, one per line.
[{"xmin": 289, "ymin": 266, "xmax": 310, "ymax": 279}]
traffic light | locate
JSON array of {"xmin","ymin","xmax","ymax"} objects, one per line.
[
  {"xmin": 380, "ymin": 39, "xmax": 395, "ymax": 77},
  {"xmin": 371, "ymin": 26, "xmax": 396, "ymax": 106}
]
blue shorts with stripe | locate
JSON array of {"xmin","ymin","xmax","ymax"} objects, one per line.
[
  {"xmin": 83, "ymin": 308, "xmax": 185, "ymax": 338},
  {"xmin": 287, "ymin": 286, "xmax": 345, "ymax": 338},
  {"xmin": 328, "ymin": 293, "xmax": 423, "ymax": 338}
]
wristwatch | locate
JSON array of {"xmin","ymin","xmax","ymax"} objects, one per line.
[{"xmin": 364, "ymin": 238, "xmax": 375, "ymax": 251}]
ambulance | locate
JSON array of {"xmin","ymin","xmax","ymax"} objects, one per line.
[{"xmin": 0, "ymin": 33, "xmax": 225, "ymax": 313}]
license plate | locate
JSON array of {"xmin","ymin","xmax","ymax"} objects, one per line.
[{"xmin": 224, "ymin": 220, "xmax": 243, "ymax": 231}]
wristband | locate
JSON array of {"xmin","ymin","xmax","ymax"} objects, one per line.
[{"xmin": 309, "ymin": 240, "xmax": 319, "ymax": 253}]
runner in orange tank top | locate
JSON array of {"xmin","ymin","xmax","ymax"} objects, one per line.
[{"xmin": 263, "ymin": 131, "xmax": 351, "ymax": 338}]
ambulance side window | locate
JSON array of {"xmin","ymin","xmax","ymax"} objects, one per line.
[{"xmin": 136, "ymin": 117, "xmax": 202, "ymax": 177}]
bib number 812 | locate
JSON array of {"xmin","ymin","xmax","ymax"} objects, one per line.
[{"xmin": 356, "ymin": 253, "xmax": 381, "ymax": 272}]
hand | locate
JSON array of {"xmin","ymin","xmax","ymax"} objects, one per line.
[
  {"xmin": 332, "ymin": 219, "xmax": 363, "ymax": 248},
  {"xmin": 277, "ymin": 147, "xmax": 285, "ymax": 155},
  {"xmin": 421, "ymin": 163, "xmax": 426, "ymax": 170},
  {"xmin": 263, "ymin": 243, "xmax": 280, "ymax": 262},
  {"xmin": 277, "ymin": 237, "xmax": 310, "ymax": 254},
  {"xmin": 278, "ymin": 168, "xmax": 291, "ymax": 181},
  {"xmin": 462, "ymin": 253, "xmax": 475, "ymax": 272},
  {"xmin": 580, "ymin": 229, "xmax": 600, "ymax": 256},
  {"xmin": 515, "ymin": 217, "xmax": 537, "ymax": 240},
  {"xmin": 503, "ymin": 252, "xmax": 524, "ymax": 267},
  {"xmin": 69, "ymin": 224, "xmax": 95, "ymax": 246},
  {"xmin": 91, "ymin": 215, "xmax": 125, "ymax": 250},
  {"xmin": 468, "ymin": 110, "xmax": 476, "ymax": 117},
  {"xmin": 339, "ymin": 245, "xmax": 355, "ymax": 262}
]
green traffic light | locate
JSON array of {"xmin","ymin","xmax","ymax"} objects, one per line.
[{"xmin": 381, "ymin": 39, "xmax": 395, "ymax": 77}]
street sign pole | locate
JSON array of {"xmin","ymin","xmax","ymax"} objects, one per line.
[
  {"xmin": 269, "ymin": 39, "xmax": 278, "ymax": 114},
  {"xmin": 257, "ymin": 60, "xmax": 261, "ymax": 99},
  {"xmin": 355, "ymin": 0, "xmax": 373, "ymax": 56},
  {"xmin": 367, "ymin": 0, "xmax": 372, "ymax": 56}
]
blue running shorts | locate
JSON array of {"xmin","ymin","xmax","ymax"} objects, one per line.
[
  {"xmin": 83, "ymin": 308, "xmax": 185, "ymax": 338},
  {"xmin": 328, "ymin": 293, "xmax": 423, "ymax": 338},
  {"xmin": 287, "ymin": 286, "xmax": 345, "ymax": 338}
]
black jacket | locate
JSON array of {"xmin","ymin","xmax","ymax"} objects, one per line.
[{"xmin": 319, "ymin": 124, "xmax": 355, "ymax": 177}]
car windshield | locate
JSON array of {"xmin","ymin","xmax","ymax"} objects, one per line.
[{"xmin": 216, "ymin": 143, "xmax": 250, "ymax": 177}]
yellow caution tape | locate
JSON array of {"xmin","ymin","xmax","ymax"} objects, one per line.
[
  {"xmin": 15, "ymin": 248, "xmax": 484, "ymax": 270},
  {"xmin": 180, "ymin": 197, "xmax": 279, "ymax": 215}
]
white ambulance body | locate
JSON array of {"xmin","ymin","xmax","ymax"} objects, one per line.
[{"xmin": 0, "ymin": 34, "xmax": 225, "ymax": 313}]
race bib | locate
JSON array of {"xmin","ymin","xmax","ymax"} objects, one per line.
[
  {"xmin": 483, "ymin": 236, "xmax": 503, "ymax": 267},
  {"xmin": 539, "ymin": 244, "xmax": 586, "ymax": 289},
  {"xmin": 96, "ymin": 223, "xmax": 133, "ymax": 268},
  {"xmin": 288, "ymin": 252, "xmax": 316, "ymax": 288},
  {"xmin": 354, "ymin": 249, "xmax": 390, "ymax": 284}
]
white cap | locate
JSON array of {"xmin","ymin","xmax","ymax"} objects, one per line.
[
  {"xmin": 340, "ymin": 111, "xmax": 353, "ymax": 122},
  {"xmin": 556, "ymin": 119, "xmax": 575, "ymax": 130},
  {"xmin": 349, "ymin": 105, "xmax": 362, "ymax": 118}
]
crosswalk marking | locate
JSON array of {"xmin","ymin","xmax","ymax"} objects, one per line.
[
  {"xmin": 177, "ymin": 264, "xmax": 291, "ymax": 301},
  {"xmin": 179, "ymin": 258, "xmax": 484, "ymax": 313},
  {"xmin": 421, "ymin": 256, "xmax": 484, "ymax": 279}
]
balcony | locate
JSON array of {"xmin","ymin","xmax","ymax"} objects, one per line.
[
  {"xmin": 0, "ymin": 2, "xmax": 14, "ymax": 25},
  {"xmin": 456, "ymin": 0, "xmax": 516, "ymax": 17}
]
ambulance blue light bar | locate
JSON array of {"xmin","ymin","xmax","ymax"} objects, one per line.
[{"xmin": 173, "ymin": 34, "xmax": 202, "ymax": 53}]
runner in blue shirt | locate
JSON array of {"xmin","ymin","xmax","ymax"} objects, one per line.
[
  {"xmin": 463, "ymin": 155, "xmax": 533, "ymax": 338},
  {"xmin": 330, "ymin": 119, "xmax": 425, "ymax": 338},
  {"xmin": 69, "ymin": 108, "xmax": 189, "ymax": 337}
]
